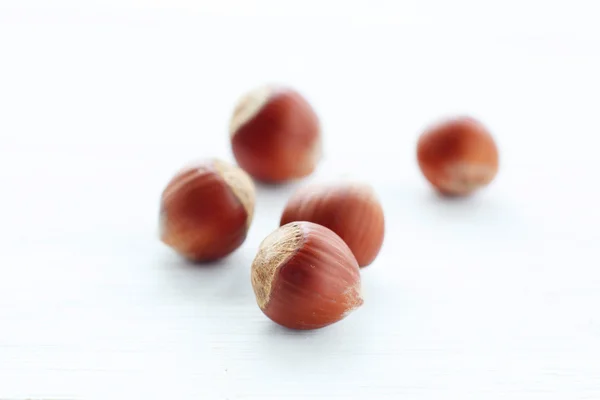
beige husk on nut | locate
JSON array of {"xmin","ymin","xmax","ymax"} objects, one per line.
[
  {"xmin": 228, "ymin": 85, "xmax": 274, "ymax": 138},
  {"xmin": 213, "ymin": 159, "xmax": 256, "ymax": 228},
  {"xmin": 250, "ymin": 222, "xmax": 304, "ymax": 310}
]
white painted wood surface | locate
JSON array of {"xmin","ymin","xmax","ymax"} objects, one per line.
[{"xmin": 1, "ymin": 1, "xmax": 599, "ymax": 398}]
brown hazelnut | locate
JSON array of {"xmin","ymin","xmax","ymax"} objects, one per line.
[
  {"xmin": 159, "ymin": 159, "xmax": 255, "ymax": 262},
  {"xmin": 229, "ymin": 85, "xmax": 321, "ymax": 183},
  {"xmin": 251, "ymin": 222, "xmax": 363, "ymax": 330},
  {"xmin": 417, "ymin": 116, "xmax": 499, "ymax": 196},
  {"xmin": 280, "ymin": 182, "xmax": 385, "ymax": 267}
]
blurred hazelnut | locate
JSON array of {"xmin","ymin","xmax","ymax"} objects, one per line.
[
  {"xmin": 417, "ymin": 116, "xmax": 499, "ymax": 196},
  {"xmin": 229, "ymin": 85, "xmax": 321, "ymax": 183},
  {"xmin": 280, "ymin": 182, "xmax": 385, "ymax": 267},
  {"xmin": 160, "ymin": 159, "xmax": 255, "ymax": 262}
]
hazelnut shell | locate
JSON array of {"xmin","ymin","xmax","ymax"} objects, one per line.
[
  {"xmin": 251, "ymin": 222, "xmax": 363, "ymax": 330},
  {"xmin": 417, "ymin": 116, "xmax": 499, "ymax": 196},
  {"xmin": 230, "ymin": 85, "xmax": 321, "ymax": 183},
  {"xmin": 280, "ymin": 182, "xmax": 385, "ymax": 267},
  {"xmin": 160, "ymin": 159, "xmax": 255, "ymax": 261}
]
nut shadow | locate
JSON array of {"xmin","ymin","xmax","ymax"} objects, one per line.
[
  {"xmin": 158, "ymin": 247, "xmax": 255, "ymax": 303},
  {"xmin": 419, "ymin": 188, "xmax": 531, "ymax": 240},
  {"xmin": 264, "ymin": 321, "xmax": 325, "ymax": 337},
  {"xmin": 257, "ymin": 318, "xmax": 364, "ymax": 367},
  {"xmin": 422, "ymin": 188, "xmax": 499, "ymax": 220}
]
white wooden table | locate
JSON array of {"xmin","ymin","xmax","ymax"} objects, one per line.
[{"xmin": 1, "ymin": 1, "xmax": 599, "ymax": 398}]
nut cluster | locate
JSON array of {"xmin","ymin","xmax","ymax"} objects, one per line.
[{"xmin": 158, "ymin": 84, "xmax": 500, "ymax": 330}]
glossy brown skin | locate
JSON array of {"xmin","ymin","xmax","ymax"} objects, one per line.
[
  {"xmin": 417, "ymin": 117, "xmax": 499, "ymax": 196},
  {"xmin": 231, "ymin": 87, "xmax": 321, "ymax": 183},
  {"xmin": 255, "ymin": 222, "xmax": 363, "ymax": 330},
  {"xmin": 280, "ymin": 183, "xmax": 385, "ymax": 267},
  {"xmin": 160, "ymin": 161, "xmax": 251, "ymax": 262}
]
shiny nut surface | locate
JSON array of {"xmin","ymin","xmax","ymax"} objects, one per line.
[
  {"xmin": 280, "ymin": 182, "xmax": 385, "ymax": 267},
  {"xmin": 160, "ymin": 159, "xmax": 255, "ymax": 262},
  {"xmin": 230, "ymin": 85, "xmax": 321, "ymax": 183},
  {"xmin": 417, "ymin": 116, "xmax": 499, "ymax": 196},
  {"xmin": 251, "ymin": 222, "xmax": 363, "ymax": 330}
]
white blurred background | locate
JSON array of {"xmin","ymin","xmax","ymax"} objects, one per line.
[{"xmin": 1, "ymin": 1, "xmax": 599, "ymax": 399}]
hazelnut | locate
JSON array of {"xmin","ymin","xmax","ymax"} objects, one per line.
[
  {"xmin": 280, "ymin": 182, "xmax": 385, "ymax": 267},
  {"xmin": 159, "ymin": 159, "xmax": 255, "ymax": 262},
  {"xmin": 417, "ymin": 116, "xmax": 499, "ymax": 196},
  {"xmin": 229, "ymin": 85, "xmax": 321, "ymax": 183},
  {"xmin": 251, "ymin": 222, "xmax": 363, "ymax": 330}
]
